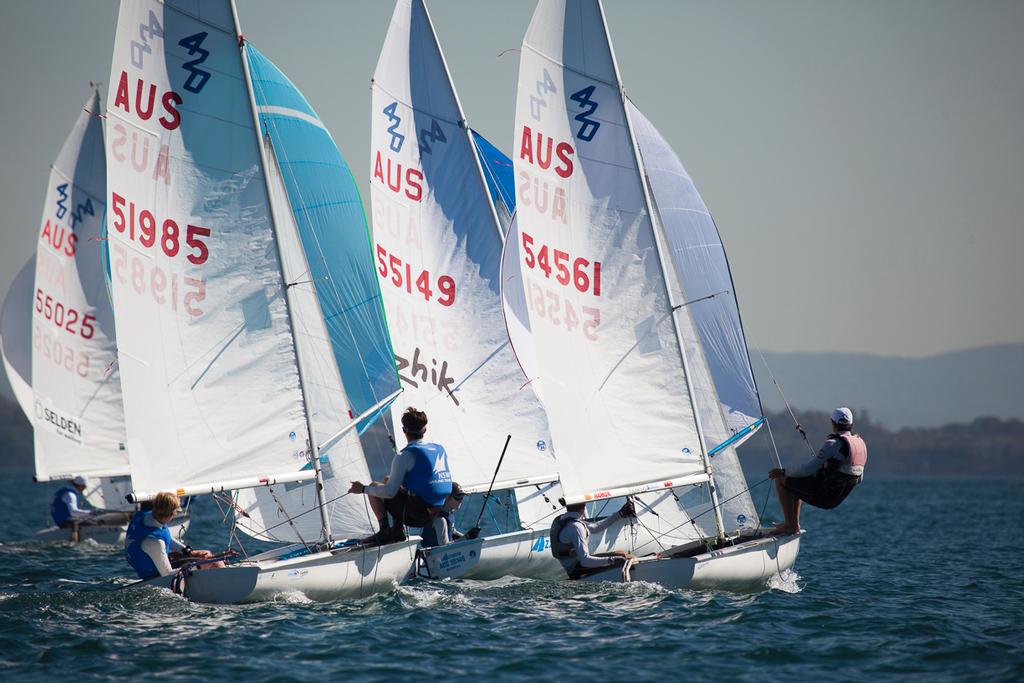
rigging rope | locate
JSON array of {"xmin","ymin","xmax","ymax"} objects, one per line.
[{"xmin": 757, "ymin": 348, "xmax": 816, "ymax": 456}]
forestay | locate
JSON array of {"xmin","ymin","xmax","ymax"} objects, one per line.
[
  {"xmin": 511, "ymin": 0, "xmax": 706, "ymax": 504},
  {"xmin": 370, "ymin": 0, "xmax": 556, "ymax": 491},
  {"xmin": 31, "ymin": 92, "xmax": 129, "ymax": 484},
  {"xmin": 106, "ymin": 0, "xmax": 309, "ymax": 498},
  {"xmin": 234, "ymin": 46, "xmax": 400, "ymax": 542}
]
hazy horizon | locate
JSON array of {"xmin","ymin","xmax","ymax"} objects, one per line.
[{"xmin": 1, "ymin": 0, "xmax": 1021, "ymax": 358}]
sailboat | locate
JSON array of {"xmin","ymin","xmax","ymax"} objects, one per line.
[
  {"xmin": 503, "ymin": 0, "xmax": 800, "ymax": 589},
  {"xmin": 369, "ymin": 0, "xmax": 568, "ymax": 582},
  {"xmin": 371, "ymin": 0, "xmax": 716, "ymax": 582},
  {"xmin": 107, "ymin": 0, "xmax": 414, "ymax": 603},
  {"xmin": 0, "ymin": 91, "xmax": 187, "ymax": 545}
]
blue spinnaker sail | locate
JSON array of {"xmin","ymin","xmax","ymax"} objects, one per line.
[
  {"xmin": 471, "ymin": 130, "xmax": 516, "ymax": 229},
  {"xmin": 246, "ymin": 46, "xmax": 400, "ymax": 418}
]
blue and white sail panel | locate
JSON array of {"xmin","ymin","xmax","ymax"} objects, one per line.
[
  {"xmin": 246, "ymin": 45, "xmax": 400, "ymax": 420},
  {"xmin": 1, "ymin": 258, "xmax": 35, "ymax": 422},
  {"xmin": 235, "ymin": 135, "xmax": 376, "ymax": 541},
  {"xmin": 471, "ymin": 130, "xmax": 516, "ymax": 232},
  {"xmin": 370, "ymin": 0, "xmax": 557, "ymax": 490},
  {"xmin": 511, "ymin": 0, "xmax": 706, "ymax": 504},
  {"xmin": 31, "ymin": 92, "xmax": 130, "ymax": 483},
  {"xmin": 106, "ymin": 0, "xmax": 308, "ymax": 496},
  {"xmin": 629, "ymin": 101, "xmax": 762, "ymax": 440}
]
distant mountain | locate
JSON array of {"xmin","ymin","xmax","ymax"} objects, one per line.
[{"xmin": 754, "ymin": 344, "xmax": 1024, "ymax": 429}]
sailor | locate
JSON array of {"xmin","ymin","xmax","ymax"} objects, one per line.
[
  {"xmin": 124, "ymin": 492, "xmax": 223, "ymax": 580},
  {"xmin": 349, "ymin": 407, "xmax": 452, "ymax": 545},
  {"xmin": 550, "ymin": 499, "xmax": 637, "ymax": 579},
  {"xmin": 50, "ymin": 475, "xmax": 98, "ymax": 528},
  {"xmin": 768, "ymin": 406, "xmax": 868, "ymax": 535},
  {"xmin": 420, "ymin": 482, "xmax": 466, "ymax": 548}
]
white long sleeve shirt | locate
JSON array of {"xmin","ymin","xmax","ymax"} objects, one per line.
[
  {"xmin": 557, "ymin": 511, "xmax": 624, "ymax": 568},
  {"xmin": 58, "ymin": 490, "xmax": 93, "ymax": 519},
  {"xmin": 139, "ymin": 515, "xmax": 185, "ymax": 577}
]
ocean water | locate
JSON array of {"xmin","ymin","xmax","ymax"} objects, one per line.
[{"xmin": 1, "ymin": 475, "xmax": 1021, "ymax": 682}]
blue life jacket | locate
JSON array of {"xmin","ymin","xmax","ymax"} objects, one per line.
[
  {"xmin": 51, "ymin": 486, "xmax": 79, "ymax": 526},
  {"xmin": 124, "ymin": 511, "xmax": 173, "ymax": 579},
  {"xmin": 402, "ymin": 442, "xmax": 452, "ymax": 507}
]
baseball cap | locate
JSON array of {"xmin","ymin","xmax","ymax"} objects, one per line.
[
  {"xmin": 72, "ymin": 475, "xmax": 89, "ymax": 487},
  {"xmin": 831, "ymin": 407, "xmax": 854, "ymax": 425}
]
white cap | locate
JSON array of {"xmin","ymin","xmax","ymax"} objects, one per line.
[
  {"xmin": 72, "ymin": 475, "xmax": 89, "ymax": 487},
  {"xmin": 831, "ymin": 407, "xmax": 853, "ymax": 425}
]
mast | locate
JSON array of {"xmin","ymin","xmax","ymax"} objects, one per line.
[
  {"xmin": 232, "ymin": 1, "xmax": 332, "ymax": 543},
  {"xmin": 596, "ymin": 0, "xmax": 726, "ymax": 541},
  {"xmin": 417, "ymin": 0, "xmax": 507, "ymax": 245}
]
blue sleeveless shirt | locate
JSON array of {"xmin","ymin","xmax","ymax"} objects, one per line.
[
  {"xmin": 51, "ymin": 486, "xmax": 79, "ymax": 526},
  {"xmin": 402, "ymin": 442, "xmax": 452, "ymax": 507},
  {"xmin": 124, "ymin": 511, "xmax": 173, "ymax": 579}
]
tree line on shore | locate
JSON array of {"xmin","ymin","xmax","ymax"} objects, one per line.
[{"xmin": 0, "ymin": 395, "xmax": 1020, "ymax": 477}]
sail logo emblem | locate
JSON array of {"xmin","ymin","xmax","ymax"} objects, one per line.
[
  {"xmin": 34, "ymin": 400, "xmax": 83, "ymax": 444},
  {"xmin": 288, "ymin": 431, "xmax": 297, "ymax": 442},
  {"xmin": 536, "ymin": 440, "xmax": 547, "ymax": 452},
  {"xmin": 395, "ymin": 347, "xmax": 458, "ymax": 406},
  {"xmin": 681, "ymin": 447, "xmax": 692, "ymax": 454},
  {"xmin": 382, "ymin": 102, "xmax": 405, "ymax": 153},
  {"xmin": 531, "ymin": 536, "xmax": 551, "ymax": 552},
  {"xmin": 736, "ymin": 514, "xmax": 747, "ymax": 528}
]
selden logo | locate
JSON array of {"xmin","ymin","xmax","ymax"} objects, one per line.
[{"xmin": 34, "ymin": 401, "xmax": 83, "ymax": 444}]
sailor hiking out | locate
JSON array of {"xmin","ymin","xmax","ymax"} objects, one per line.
[
  {"xmin": 350, "ymin": 407, "xmax": 453, "ymax": 545},
  {"xmin": 769, "ymin": 406, "xmax": 868, "ymax": 535},
  {"xmin": 124, "ymin": 492, "xmax": 222, "ymax": 580},
  {"xmin": 550, "ymin": 499, "xmax": 637, "ymax": 579}
]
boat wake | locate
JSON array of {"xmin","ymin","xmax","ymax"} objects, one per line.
[{"xmin": 767, "ymin": 569, "xmax": 802, "ymax": 594}]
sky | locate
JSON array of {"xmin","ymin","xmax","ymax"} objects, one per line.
[{"xmin": 0, "ymin": 0, "xmax": 1021, "ymax": 358}]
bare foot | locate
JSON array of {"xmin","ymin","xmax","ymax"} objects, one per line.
[{"xmin": 769, "ymin": 524, "xmax": 796, "ymax": 536}]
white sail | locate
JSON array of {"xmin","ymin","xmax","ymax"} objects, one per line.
[
  {"xmin": 370, "ymin": 0, "xmax": 557, "ymax": 489},
  {"xmin": 30, "ymin": 92, "xmax": 129, "ymax": 483},
  {"xmin": 233, "ymin": 136, "xmax": 375, "ymax": 541},
  {"xmin": 628, "ymin": 101, "xmax": 761, "ymax": 532},
  {"xmin": 1, "ymin": 257, "xmax": 36, "ymax": 423},
  {"xmin": 106, "ymin": 0, "xmax": 309, "ymax": 498},
  {"xmin": 511, "ymin": 0, "xmax": 707, "ymax": 504}
]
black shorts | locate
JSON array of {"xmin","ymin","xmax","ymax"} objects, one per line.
[
  {"xmin": 381, "ymin": 488, "xmax": 435, "ymax": 528},
  {"xmin": 784, "ymin": 471, "xmax": 859, "ymax": 510}
]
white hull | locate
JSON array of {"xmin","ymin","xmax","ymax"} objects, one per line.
[
  {"xmin": 139, "ymin": 539, "xmax": 418, "ymax": 604},
  {"xmin": 34, "ymin": 513, "xmax": 190, "ymax": 546},
  {"xmin": 418, "ymin": 528, "xmax": 565, "ymax": 581},
  {"xmin": 579, "ymin": 532, "xmax": 803, "ymax": 590},
  {"xmin": 418, "ymin": 515, "xmax": 685, "ymax": 581}
]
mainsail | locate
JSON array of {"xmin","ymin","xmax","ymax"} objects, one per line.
[
  {"xmin": 510, "ymin": 0, "xmax": 709, "ymax": 505},
  {"xmin": 370, "ymin": 0, "xmax": 557, "ymax": 494},
  {"xmin": 30, "ymin": 92, "xmax": 130, "ymax": 486}
]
